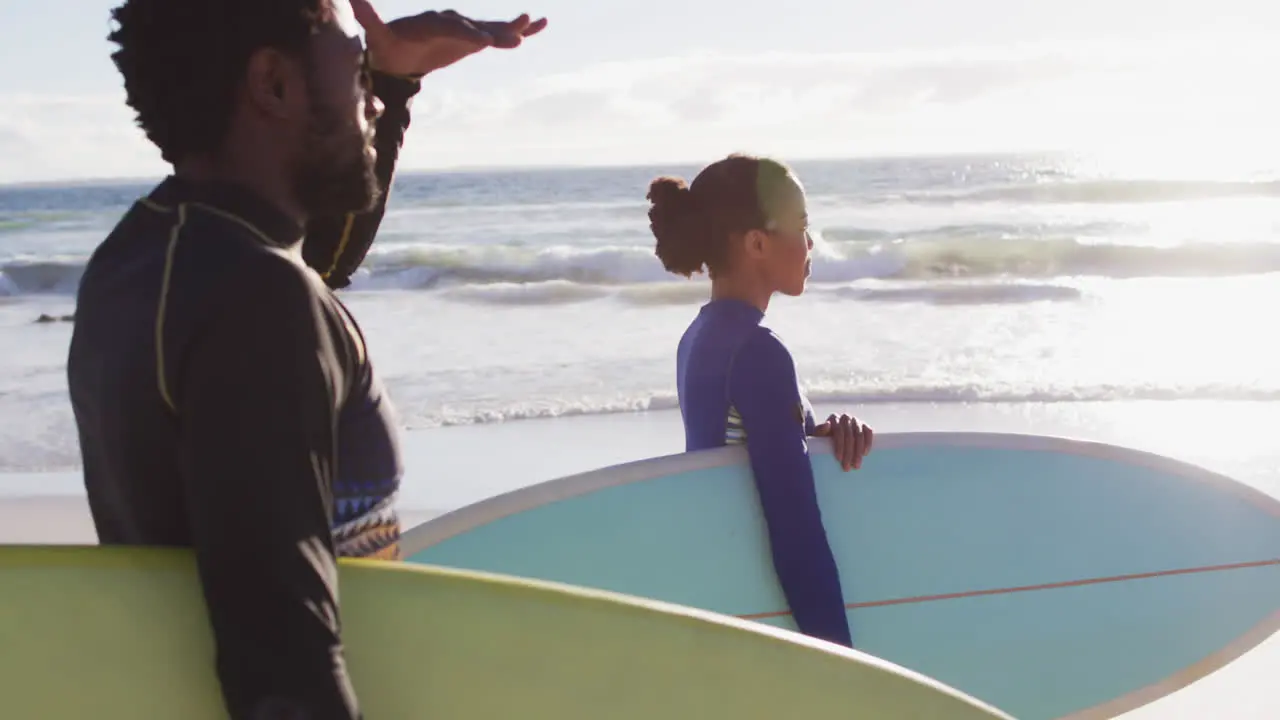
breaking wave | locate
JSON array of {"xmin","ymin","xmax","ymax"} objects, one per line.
[
  {"xmin": 896, "ymin": 179, "xmax": 1280, "ymax": 205},
  {"xmin": 6, "ymin": 234, "xmax": 1278, "ymax": 303},
  {"xmin": 410, "ymin": 382, "xmax": 1280, "ymax": 429}
]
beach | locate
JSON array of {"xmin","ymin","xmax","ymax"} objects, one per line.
[
  {"xmin": 2, "ymin": 154, "xmax": 1278, "ymax": 717},
  {"xmin": 4, "ymin": 401, "xmax": 1278, "ymax": 719}
]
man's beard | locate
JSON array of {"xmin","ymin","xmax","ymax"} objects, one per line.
[{"xmin": 293, "ymin": 98, "xmax": 379, "ymax": 220}]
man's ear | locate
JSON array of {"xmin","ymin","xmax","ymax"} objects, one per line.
[{"xmin": 243, "ymin": 48, "xmax": 300, "ymax": 119}]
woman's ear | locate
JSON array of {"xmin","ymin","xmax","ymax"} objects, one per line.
[{"xmin": 741, "ymin": 228, "xmax": 770, "ymax": 261}]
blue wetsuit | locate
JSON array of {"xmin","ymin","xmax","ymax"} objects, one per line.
[{"xmin": 676, "ymin": 298, "xmax": 852, "ymax": 647}]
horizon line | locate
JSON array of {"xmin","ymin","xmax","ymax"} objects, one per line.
[{"xmin": 0, "ymin": 148, "xmax": 1074, "ymax": 191}]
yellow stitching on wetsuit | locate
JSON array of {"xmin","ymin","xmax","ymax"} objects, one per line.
[
  {"xmin": 185, "ymin": 202, "xmax": 278, "ymax": 247},
  {"xmin": 138, "ymin": 197, "xmax": 168, "ymax": 213},
  {"xmin": 321, "ymin": 213, "xmax": 357, "ymax": 280},
  {"xmin": 335, "ymin": 302, "xmax": 366, "ymax": 366},
  {"xmin": 155, "ymin": 204, "xmax": 187, "ymax": 414}
]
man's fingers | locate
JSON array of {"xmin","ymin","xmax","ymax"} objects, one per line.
[
  {"xmin": 488, "ymin": 13, "xmax": 548, "ymax": 35},
  {"xmin": 480, "ymin": 15, "xmax": 548, "ymax": 48},
  {"xmin": 506, "ymin": 13, "xmax": 532, "ymax": 32},
  {"xmin": 386, "ymin": 11, "xmax": 493, "ymax": 45},
  {"xmin": 368, "ymin": 7, "xmax": 544, "ymax": 49},
  {"xmin": 523, "ymin": 16, "xmax": 549, "ymax": 36},
  {"xmin": 863, "ymin": 425, "xmax": 874, "ymax": 455},
  {"xmin": 485, "ymin": 24, "xmax": 527, "ymax": 49},
  {"xmin": 428, "ymin": 13, "xmax": 494, "ymax": 44},
  {"xmin": 350, "ymin": 0, "xmax": 387, "ymax": 34}
]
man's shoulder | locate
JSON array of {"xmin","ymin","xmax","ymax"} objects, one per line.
[
  {"xmin": 219, "ymin": 249, "xmax": 367, "ymax": 370},
  {"xmin": 139, "ymin": 204, "xmax": 341, "ymax": 356},
  {"xmin": 199, "ymin": 243, "xmax": 334, "ymax": 326},
  {"xmin": 155, "ymin": 202, "xmax": 325, "ymax": 302}
]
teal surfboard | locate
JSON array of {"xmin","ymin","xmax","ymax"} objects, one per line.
[
  {"xmin": 403, "ymin": 432, "xmax": 1280, "ymax": 720},
  {"xmin": 0, "ymin": 545, "xmax": 1009, "ymax": 719}
]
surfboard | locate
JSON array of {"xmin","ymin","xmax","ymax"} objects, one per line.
[
  {"xmin": 403, "ymin": 432, "xmax": 1280, "ymax": 720},
  {"xmin": 0, "ymin": 544, "xmax": 1009, "ymax": 720}
]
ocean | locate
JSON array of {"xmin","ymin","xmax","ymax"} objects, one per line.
[{"xmin": 2, "ymin": 152, "xmax": 1278, "ymax": 473}]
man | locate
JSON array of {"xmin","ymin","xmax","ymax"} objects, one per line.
[{"xmin": 66, "ymin": 1, "xmax": 545, "ymax": 718}]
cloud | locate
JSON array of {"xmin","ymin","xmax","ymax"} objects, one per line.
[
  {"xmin": 0, "ymin": 93, "xmax": 167, "ymax": 184},
  {"xmin": 0, "ymin": 127, "xmax": 36, "ymax": 168},
  {"xmin": 364, "ymin": 32, "xmax": 1280, "ymax": 170},
  {"xmin": 2, "ymin": 32, "xmax": 1276, "ymax": 183}
]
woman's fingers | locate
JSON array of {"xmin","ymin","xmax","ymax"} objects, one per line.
[
  {"xmin": 839, "ymin": 414, "xmax": 855, "ymax": 470},
  {"xmin": 850, "ymin": 415, "xmax": 864, "ymax": 470},
  {"xmin": 821, "ymin": 413, "xmax": 873, "ymax": 471},
  {"xmin": 829, "ymin": 414, "xmax": 845, "ymax": 468}
]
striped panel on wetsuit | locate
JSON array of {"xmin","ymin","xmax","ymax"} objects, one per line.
[
  {"xmin": 332, "ymin": 480, "xmax": 401, "ymax": 560},
  {"xmin": 726, "ymin": 405, "xmax": 747, "ymax": 445}
]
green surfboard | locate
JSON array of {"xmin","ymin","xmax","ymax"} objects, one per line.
[{"xmin": 0, "ymin": 545, "xmax": 1010, "ymax": 719}]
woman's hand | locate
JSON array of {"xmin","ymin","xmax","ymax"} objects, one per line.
[{"xmin": 813, "ymin": 413, "xmax": 873, "ymax": 471}]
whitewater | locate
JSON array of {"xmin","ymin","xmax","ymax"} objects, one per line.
[{"xmin": 1, "ymin": 153, "xmax": 1278, "ymax": 471}]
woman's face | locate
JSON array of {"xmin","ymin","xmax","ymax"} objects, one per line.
[{"xmin": 761, "ymin": 175, "xmax": 813, "ymax": 297}]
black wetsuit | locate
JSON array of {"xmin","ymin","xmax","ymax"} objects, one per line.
[{"xmin": 66, "ymin": 71, "xmax": 420, "ymax": 720}]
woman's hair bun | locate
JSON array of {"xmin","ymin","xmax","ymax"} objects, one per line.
[{"xmin": 646, "ymin": 176, "xmax": 708, "ymax": 277}]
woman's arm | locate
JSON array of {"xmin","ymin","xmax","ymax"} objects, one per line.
[
  {"xmin": 303, "ymin": 70, "xmax": 421, "ymax": 289},
  {"xmin": 728, "ymin": 328, "xmax": 853, "ymax": 647}
]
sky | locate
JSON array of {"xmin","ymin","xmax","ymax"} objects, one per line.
[{"xmin": 0, "ymin": 0, "xmax": 1276, "ymax": 184}]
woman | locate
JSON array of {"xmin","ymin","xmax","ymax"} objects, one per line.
[{"xmin": 646, "ymin": 153, "xmax": 873, "ymax": 648}]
